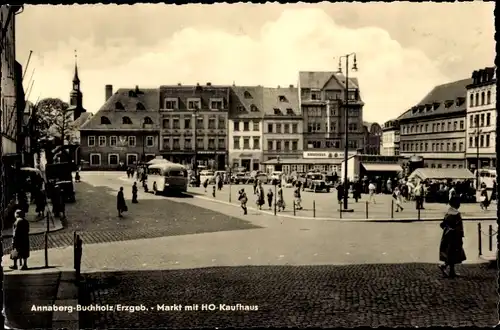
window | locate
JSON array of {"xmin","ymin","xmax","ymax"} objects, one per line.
[
  {"xmin": 424, "ymin": 124, "xmax": 428, "ymax": 132},
  {"xmin": 208, "ymin": 139, "xmax": 216, "ymax": 150},
  {"xmin": 447, "ymin": 122, "xmax": 451, "ymax": 131},
  {"xmin": 234, "ymin": 121, "xmax": 239, "ymax": 131},
  {"xmin": 136, "ymin": 102, "xmax": 146, "ymax": 110},
  {"xmin": 273, "ymin": 108, "xmax": 281, "ymax": 115},
  {"xmin": 276, "ymin": 124, "xmax": 282, "ymax": 134},
  {"xmin": 173, "ymin": 138, "xmax": 180, "ymax": 150},
  {"xmin": 452, "ymin": 143, "xmax": 457, "ymax": 151},
  {"xmin": 243, "ymin": 122, "xmax": 249, "ymax": 131},
  {"xmin": 459, "ymin": 142, "xmax": 464, "ymax": 151},
  {"xmin": 460, "ymin": 120, "xmax": 464, "ymax": 130},
  {"xmin": 115, "ymin": 102, "xmax": 124, "ymax": 110},
  {"xmin": 424, "ymin": 143, "xmax": 428, "ymax": 151},
  {"xmin": 164, "ymin": 99, "xmax": 177, "ymax": 110},
  {"xmin": 108, "ymin": 154, "xmax": 119, "ymax": 166},
  {"xmin": 122, "ymin": 116, "xmax": 132, "ymax": 124},
  {"xmin": 250, "ymin": 104, "xmax": 259, "ymax": 112},
  {"xmin": 487, "ymin": 90, "xmax": 491, "ymax": 104},
  {"xmin": 440, "ymin": 143, "xmax": 444, "ymax": 151},
  {"xmin": 128, "ymin": 136, "xmax": 136, "ymax": 147},
  {"xmin": 292, "ymin": 124, "xmax": 298, "ymax": 133},
  {"xmin": 278, "ymin": 95, "xmax": 287, "ymax": 102},
  {"xmin": 244, "ymin": 91, "xmax": 252, "ymax": 99},
  {"xmin": 268, "ymin": 123, "xmax": 273, "ymax": 133},
  {"xmin": 98, "ymin": 136, "xmax": 106, "ymax": 146},
  {"xmin": 486, "ymin": 134, "xmax": 490, "ymax": 147},
  {"xmin": 292, "ymin": 141, "xmax": 298, "ymax": 150},
  {"xmin": 437, "ymin": 164, "xmax": 442, "ymax": 169},
  {"xmin": 188, "ymin": 99, "xmax": 201, "ymax": 110},
  {"xmin": 284, "ymin": 124, "xmax": 290, "ymax": 134},
  {"xmin": 163, "ymin": 119, "xmax": 170, "ymax": 129},
  {"xmin": 453, "ymin": 121, "xmax": 457, "ymax": 130},
  {"xmin": 284, "ymin": 141, "xmax": 290, "ymax": 151},
  {"xmin": 184, "ymin": 138, "xmax": 192, "ymax": 149},
  {"xmin": 481, "ymin": 92, "xmax": 485, "ymax": 105},
  {"xmin": 243, "ymin": 138, "xmax": 250, "ymax": 149},
  {"xmin": 470, "ymin": 94, "xmax": 474, "ymax": 107},
  {"xmin": 446, "ymin": 143, "xmax": 450, "ymax": 151},
  {"xmin": 268, "ymin": 140, "xmax": 273, "ymax": 151},
  {"xmin": 127, "ymin": 154, "xmax": 138, "ymax": 166},
  {"xmin": 253, "ymin": 137, "xmax": 260, "ymax": 149},
  {"xmin": 100, "ymin": 116, "xmax": 111, "ymax": 125},
  {"xmin": 286, "ymin": 108, "xmax": 294, "ymax": 115},
  {"xmin": 196, "ymin": 118, "xmax": 204, "ymax": 129},
  {"xmin": 162, "ymin": 138, "xmax": 170, "ymax": 150},
  {"xmin": 480, "ymin": 113, "xmax": 485, "ymax": 127},
  {"xmin": 184, "ymin": 118, "xmax": 191, "ymax": 129},
  {"xmin": 276, "ymin": 141, "xmax": 281, "ymax": 151},
  {"xmin": 208, "ymin": 118, "xmax": 216, "ymax": 129},
  {"xmin": 475, "ymin": 93, "xmax": 479, "ymax": 106},
  {"xmin": 144, "ymin": 117, "xmax": 153, "ymax": 125},
  {"xmin": 217, "ymin": 138, "xmax": 225, "ymax": 150},
  {"xmin": 210, "ymin": 100, "xmax": 223, "ymax": 110},
  {"xmin": 173, "ymin": 118, "xmax": 180, "ymax": 129},
  {"xmin": 146, "ymin": 136, "xmax": 154, "ymax": 147},
  {"xmin": 486, "ymin": 113, "xmax": 491, "ymax": 126},
  {"xmin": 480, "ymin": 135, "xmax": 484, "ymax": 147},
  {"xmin": 348, "ymin": 140, "xmax": 358, "ymax": 149},
  {"xmin": 88, "ymin": 136, "xmax": 96, "ymax": 147},
  {"xmin": 440, "ymin": 123, "xmax": 444, "ymax": 131},
  {"xmin": 348, "ymin": 123, "xmax": 357, "ymax": 131},
  {"xmin": 253, "ymin": 121, "xmax": 259, "ymax": 131},
  {"xmin": 474, "ymin": 136, "xmax": 478, "ymax": 148},
  {"xmin": 90, "ymin": 154, "xmax": 101, "ymax": 166},
  {"xmin": 475, "ymin": 114, "xmax": 479, "ymax": 127},
  {"xmin": 196, "ymin": 138, "xmax": 204, "ymax": 149},
  {"xmin": 110, "ymin": 136, "xmax": 117, "ymax": 146},
  {"xmin": 233, "ymin": 137, "xmax": 240, "ymax": 149},
  {"xmin": 218, "ymin": 117, "xmax": 225, "ymax": 129}
]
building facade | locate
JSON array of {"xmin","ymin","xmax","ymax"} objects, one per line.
[
  {"xmin": 465, "ymin": 66, "xmax": 496, "ymax": 170},
  {"xmin": 363, "ymin": 122, "xmax": 382, "ymax": 155},
  {"xmin": 228, "ymin": 86, "xmax": 264, "ymax": 171},
  {"xmin": 399, "ymin": 78, "xmax": 470, "ymax": 169},
  {"xmin": 80, "ymin": 85, "xmax": 160, "ymax": 169},
  {"xmin": 381, "ymin": 119, "xmax": 400, "ymax": 156},
  {"xmin": 159, "ymin": 83, "xmax": 229, "ymax": 170},
  {"xmin": 262, "ymin": 86, "xmax": 303, "ymax": 172}
]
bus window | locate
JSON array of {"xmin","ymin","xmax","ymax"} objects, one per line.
[{"xmin": 168, "ymin": 170, "xmax": 186, "ymax": 177}]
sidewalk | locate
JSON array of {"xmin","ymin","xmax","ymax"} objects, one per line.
[{"xmin": 2, "ymin": 212, "xmax": 64, "ymax": 238}]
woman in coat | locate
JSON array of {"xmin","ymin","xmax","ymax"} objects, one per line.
[
  {"xmin": 438, "ymin": 196, "xmax": 466, "ymax": 278},
  {"xmin": 117, "ymin": 187, "xmax": 127, "ymax": 217},
  {"xmin": 10, "ymin": 210, "xmax": 30, "ymax": 270},
  {"xmin": 256, "ymin": 183, "xmax": 265, "ymax": 210}
]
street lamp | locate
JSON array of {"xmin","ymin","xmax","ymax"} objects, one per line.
[
  {"xmin": 337, "ymin": 52, "xmax": 358, "ymax": 212},
  {"xmin": 142, "ymin": 119, "xmax": 146, "ymax": 163},
  {"xmin": 475, "ymin": 127, "xmax": 482, "ymax": 190},
  {"xmin": 274, "ymin": 156, "xmax": 280, "ymax": 215},
  {"xmin": 192, "ymin": 106, "xmax": 200, "ymax": 186}
]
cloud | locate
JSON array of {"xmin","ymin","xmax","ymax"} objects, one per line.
[{"xmin": 27, "ymin": 8, "xmax": 447, "ymax": 123}]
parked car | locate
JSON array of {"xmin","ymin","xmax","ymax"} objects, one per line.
[
  {"xmin": 232, "ymin": 172, "xmax": 250, "ymax": 184},
  {"xmin": 304, "ymin": 172, "xmax": 330, "ymax": 192},
  {"xmin": 199, "ymin": 170, "xmax": 215, "ymax": 184},
  {"xmin": 253, "ymin": 171, "xmax": 269, "ymax": 184}
]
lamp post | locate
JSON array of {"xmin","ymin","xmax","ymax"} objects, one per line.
[
  {"xmin": 142, "ymin": 119, "xmax": 146, "ymax": 163},
  {"xmin": 192, "ymin": 107, "xmax": 200, "ymax": 186},
  {"xmin": 337, "ymin": 52, "xmax": 358, "ymax": 211},
  {"xmin": 274, "ymin": 156, "xmax": 280, "ymax": 215},
  {"xmin": 475, "ymin": 127, "xmax": 482, "ymax": 190}
]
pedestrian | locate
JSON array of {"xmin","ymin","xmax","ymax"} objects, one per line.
[
  {"xmin": 393, "ymin": 186, "xmax": 404, "ymax": 212},
  {"xmin": 117, "ymin": 187, "xmax": 127, "ymax": 218},
  {"xmin": 59, "ymin": 186, "xmax": 66, "ymax": 220},
  {"xmin": 35, "ymin": 188, "xmax": 46, "ymax": 218},
  {"xmin": 267, "ymin": 188, "xmax": 274, "ymax": 209},
  {"xmin": 10, "ymin": 210, "xmax": 30, "ymax": 270},
  {"xmin": 368, "ymin": 181, "xmax": 377, "ymax": 204},
  {"xmin": 212, "ymin": 185, "xmax": 217, "ymax": 198},
  {"xmin": 153, "ymin": 181, "xmax": 158, "ymax": 194},
  {"xmin": 353, "ymin": 181, "xmax": 362, "ymax": 202},
  {"xmin": 238, "ymin": 189, "xmax": 248, "ymax": 215},
  {"xmin": 126, "ymin": 168, "xmax": 130, "ymax": 179},
  {"xmin": 203, "ymin": 179, "xmax": 209, "ymax": 193},
  {"xmin": 337, "ymin": 183, "xmax": 344, "ymax": 205},
  {"xmin": 75, "ymin": 171, "xmax": 81, "ymax": 183},
  {"xmin": 438, "ymin": 197, "xmax": 466, "ymax": 278},
  {"xmin": 253, "ymin": 179, "xmax": 258, "ymax": 195},
  {"xmin": 294, "ymin": 186, "xmax": 303, "ymax": 210},
  {"xmin": 51, "ymin": 184, "xmax": 62, "ymax": 218},
  {"xmin": 414, "ymin": 181, "xmax": 424, "ymax": 210},
  {"xmin": 132, "ymin": 182, "xmax": 139, "ymax": 203},
  {"xmin": 479, "ymin": 186, "xmax": 489, "ymax": 211},
  {"xmin": 256, "ymin": 183, "xmax": 265, "ymax": 210}
]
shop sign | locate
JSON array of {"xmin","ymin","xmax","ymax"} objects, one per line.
[{"xmin": 303, "ymin": 151, "xmax": 357, "ymax": 159}]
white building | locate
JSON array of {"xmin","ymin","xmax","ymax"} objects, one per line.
[
  {"xmin": 465, "ymin": 67, "xmax": 496, "ymax": 170},
  {"xmin": 381, "ymin": 119, "xmax": 400, "ymax": 156}
]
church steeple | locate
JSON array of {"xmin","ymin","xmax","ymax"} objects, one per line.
[
  {"xmin": 69, "ymin": 49, "xmax": 85, "ymax": 120},
  {"xmin": 72, "ymin": 50, "xmax": 80, "ymax": 91}
]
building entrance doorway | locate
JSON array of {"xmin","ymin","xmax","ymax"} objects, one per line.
[{"xmin": 241, "ymin": 159, "xmax": 251, "ymax": 171}]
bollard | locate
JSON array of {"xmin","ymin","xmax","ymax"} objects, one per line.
[
  {"xmin": 339, "ymin": 201, "xmax": 342, "ymax": 219},
  {"xmin": 391, "ymin": 200, "xmax": 394, "ymax": 219},
  {"xmin": 489, "ymin": 225, "xmax": 493, "ymax": 252},
  {"xmin": 293, "ymin": 201, "xmax": 296, "ymax": 216},
  {"xmin": 478, "ymin": 223, "xmax": 482, "ymax": 256},
  {"xmin": 44, "ymin": 232, "xmax": 49, "ymax": 268},
  {"xmin": 75, "ymin": 235, "xmax": 83, "ymax": 278},
  {"xmin": 365, "ymin": 201, "xmax": 369, "ymax": 219},
  {"xmin": 417, "ymin": 207, "xmax": 421, "ymax": 221},
  {"xmin": 313, "ymin": 201, "xmax": 316, "ymax": 218}
]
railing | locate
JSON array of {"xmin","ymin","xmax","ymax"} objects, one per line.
[{"xmin": 477, "ymin": 223, "xmax": 497, "ymax": 257}]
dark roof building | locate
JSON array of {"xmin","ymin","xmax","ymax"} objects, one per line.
[{"xmin": 229, "ymin": 86, "xmax": 264, "ymax": 119}]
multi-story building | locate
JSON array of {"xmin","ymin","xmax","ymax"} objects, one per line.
[
  {"xmin": 228, "ymin": 86, "xmax": 264, "ymax": 171},
  {"xmin": 262, "ymin": 86, "xmax": 303, "ymax": 172},
  {"xmin": 159, "ymin": 83, "xmax": 229, "ymax": 170},
  {"xmin": 465, "ymin": 66, "xmax": 496, "ymax": 170},
  {"xmin": 399, "ymin": 78, "xmax": 471, "ymax": 169},
  {"xmin": 363, "ymin": 122, "xmax": 382, "ymax": 155},
  {"xmin": 79, "ymin": 85, "xmax": 160, "ymax": 169},
  {"xmin": 381, "ymin": 119, "xmax": 400, "ymax": 156}
]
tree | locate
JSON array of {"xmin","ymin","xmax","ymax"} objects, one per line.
[{"xmin": 35, "ymin": 98, "xmax": 78, "ymax": 145}]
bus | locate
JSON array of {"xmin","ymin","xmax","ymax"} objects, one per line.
[
  {"xmin": 147, "ymin": 163, "xmax": 189, "ymax": 194},
  {"xmin": 475, "ymin": 168, "xmax": 496, "ymax": 189}
]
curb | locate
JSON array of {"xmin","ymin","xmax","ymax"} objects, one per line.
[
  {"xmin": 2, "ymin": 223, "xmax": 65, "ymax": 239},
  {"xmin": 186, "ymin": 193, "xmax": 497, "ymax": 223}
]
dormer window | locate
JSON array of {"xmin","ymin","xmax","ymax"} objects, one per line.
[
  {"xmin": 143, "ymin": 116, "xmax": 153, "ymax": 125},
  {"xmin": 425, "ymin": 104, "xmax": 432, "ymax": 111},
  {"xmin": 445, "ymin": 100, "xmax": 454, "ymax": 108},
  {"xmin": 273, "ymin": 108, "xmax": 281, "ymax": 115},
  {"xmin": 115, "ymin": 102, "xmax": 125, "ymax": 110},
  {"xmin": 286, "ymin": 108, "xmax": 294, "ymax": 115},
  {"xmin": 122, "ymin": 116, "xmax": 132, "ymax": 124},
  {"xmin": 244, "ymin": 91, "xmax": 252, "ymax": 99},
  {"xmin": 164, "ymin": 98, "xmax": 178, "ymax": 110},
  {"xmin": 237, "ymin": 106, "xmax": 245, "ymax": 112},
  {"xmin": 128, "ymin": 90, "xmax": 137, "ymax": 97},
  {"xmin": 278, "ymin": 95, "xmax": 287, "ymax": 102},
  {"xmin": 136, "ymin": 102, "xmax": 146, "ymax": 110},
  {"xmin": 100, "ymin": 116, "xmax": 111, "ymax": 125},
  {"xmin": 412, "ymin": 107, "xmax": 418, "ymax": 114},
  {"xmin": 433, "ymin": 102, "xmax": 440, "ymax": 110},
  {"xmin": 418, "ymin": 105, "xmax": 425, "ymax": 113},
  {"xmin": 210, "ymin": 98, "xmax": 223, "ymax": 110},
  {"xmin": 187, "ymin": 98, "xmax": 201, "ymax": 110},
  {"xmin": 250, "ymin": 104, "xmax": 259, "ymax": 112}
]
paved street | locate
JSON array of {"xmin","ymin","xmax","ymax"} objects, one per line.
[{"xmin": 186, "ymin": 182, "xmax": 496, "ymax": 220}]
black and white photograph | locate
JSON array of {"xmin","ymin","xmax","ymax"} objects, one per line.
[{"xmin": 0, "ymin": 2, "xmax": 497, "ymax": 328}]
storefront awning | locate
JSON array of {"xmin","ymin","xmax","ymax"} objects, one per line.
[
  {"xmin": 408, "ymin": 168, "xmax": 474, "ymax": 181},
  {"xmin": 362, "ymin": 163, "xmax": 403, "ymax": 172}
]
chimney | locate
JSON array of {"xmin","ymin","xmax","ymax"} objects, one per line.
[
  {"xmin": 177, "ymin": 83, "xmax": 182, "ymax": 86},
  {"xmin": 135, "ymin": 85, "xmax": 139, "ymax": 93},
  {"xmin": 289, "ymin": 84, "xmax": 294, "ymax": 88},
  {"xmin": 105, "ymin": 85, "xmax": 113, "ymax": 101},
  {"xmin": 206, "ymin": 82, "xmax": 212, "ymax": 86},
  {"xmin": 277, "ymin": 85, "xmax": 281, "ymax": 88}
]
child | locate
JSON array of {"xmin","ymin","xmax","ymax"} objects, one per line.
[
  {"xmin": 267, "ymin": 189, "xmax": 274, "ymax": 209},
  {"xmin": 212, "ymin": 185, "xmax": 216, "ymax": 198},
  {"xmin": 238, "ymin": 189, "xmax": 248, "ymax": 215}
]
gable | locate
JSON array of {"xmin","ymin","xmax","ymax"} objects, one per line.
[{"xmin": 322, "ymin": 74, "xmax": 344, "ymax": 91}]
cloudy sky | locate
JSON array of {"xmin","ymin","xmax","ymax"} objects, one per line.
[{"xmin": 16, "ymin": 2, "xmax": 494, "ymax": 123}]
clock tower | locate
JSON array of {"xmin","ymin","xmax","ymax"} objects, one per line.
[{"xmin": 69, "ymin": 51, "xmax": 86, "ymax": 120}]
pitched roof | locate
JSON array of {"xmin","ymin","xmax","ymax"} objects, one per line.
[
  {"xmin": 229, "ymin": 86, "xmax": 265, "ymax": 119},
  {"xmin": 73, "ymin": 112, "xmax": 92, "ymax": 129},
  {"xmin": 80, "ymin": 87, "xmax": 160, "ymax": 130},
  {"xmin": 262, "ymin": 87, "xmax": 301, "ymax": 117},
  {"xmin": 398, "ymin": 78, "xmax": 471, "ymax": 121},
  {"xmin": 298, "ymin": 71, "xmax": 358, "ymax": 90}
]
